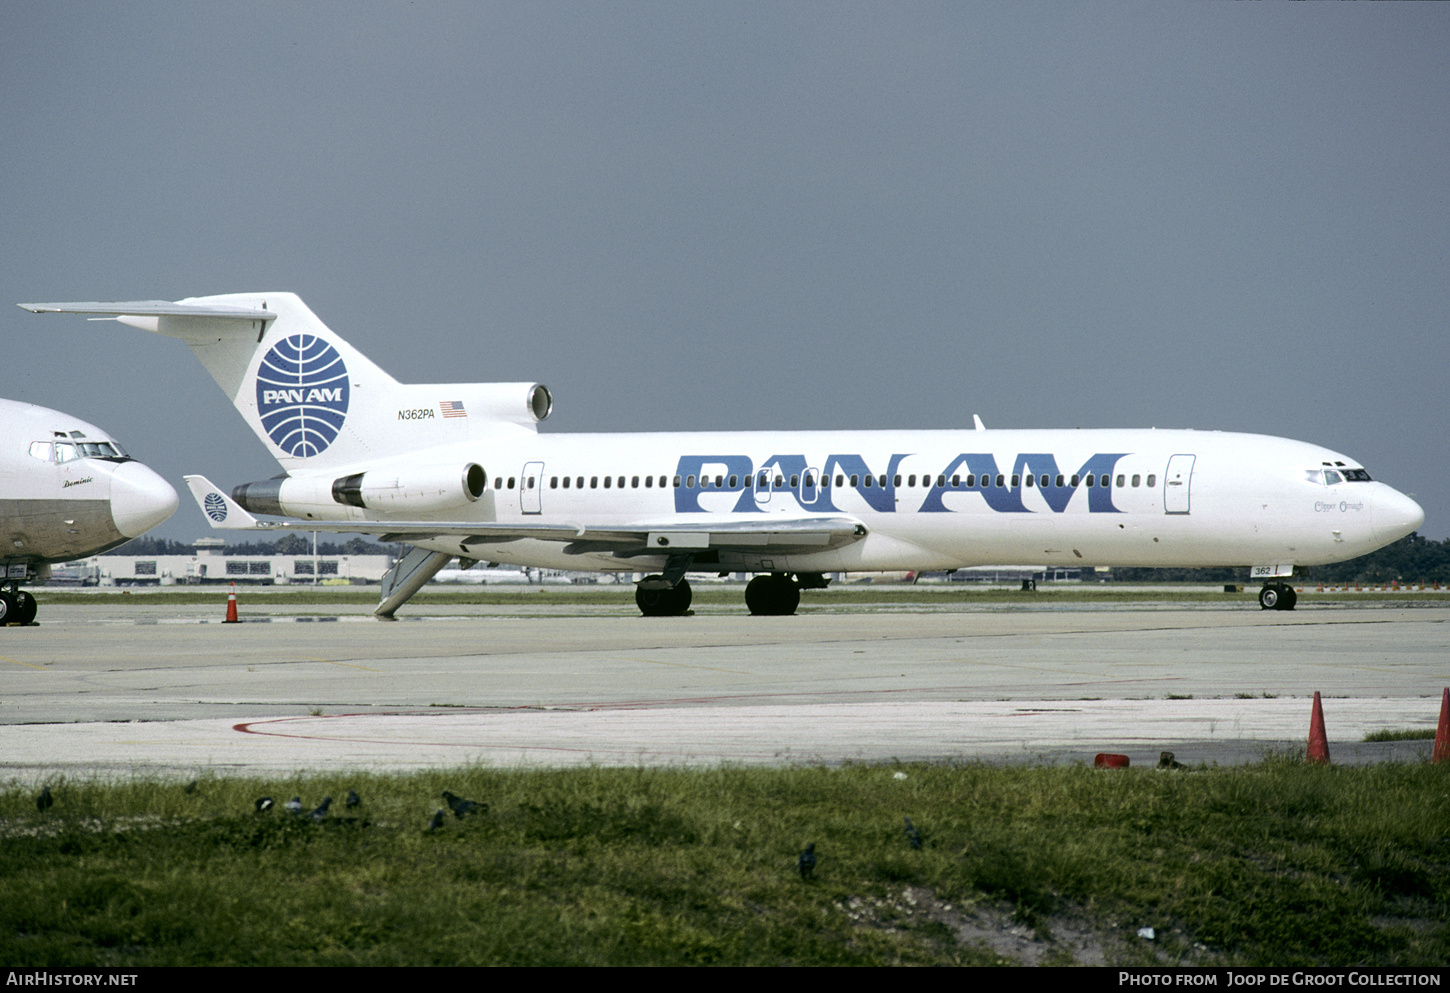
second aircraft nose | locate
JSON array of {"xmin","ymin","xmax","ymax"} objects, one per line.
[
  {"xmin": 110, "ymin": 461, "xmax": 179, "ymax": 538},
  {"xmin": 1372, "ymin": 485, "xmax": 1425, "ymax": 546}
]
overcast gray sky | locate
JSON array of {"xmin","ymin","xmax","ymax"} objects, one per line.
[{"xmin": 3, "ymin": 2, "xmax": 1446, "ymax": 542}]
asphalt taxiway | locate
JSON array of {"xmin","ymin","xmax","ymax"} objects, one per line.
[{"xmin": 1, "ymin": 594, "xmax": 1444, "ymax": 781}]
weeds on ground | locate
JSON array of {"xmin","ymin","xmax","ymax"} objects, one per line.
[{"xmin": 1, "ymin": 761, "xmax": 1445, "ymax": 966}]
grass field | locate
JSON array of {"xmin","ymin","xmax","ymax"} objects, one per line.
[{"xmin": 2, "ymin": 760, "xmax": 1446, "ymax": 966}]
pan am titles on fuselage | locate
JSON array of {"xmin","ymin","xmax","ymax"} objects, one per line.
[
  {"xmin": 20, "ymin": 294, "xmax": 1424, "ymax": 618},
  {"xmin": 0, "ymin": 398, "xmax": 177, "ymax": 624}
]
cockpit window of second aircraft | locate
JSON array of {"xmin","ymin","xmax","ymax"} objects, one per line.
[{"xmin": 29, "ymin": 440, "xmax": 128, "ymax": 463}]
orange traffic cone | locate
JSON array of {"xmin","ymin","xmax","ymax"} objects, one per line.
[
  {"xmin": 1433, "ymin": 688, "xmax": 1450, "ymax": 764},
  {"xmin": 1306, "ymin": 691, "xmax": 1330, "ymax": 764},
  {"xmin": 224, "ymin": 582, "xmax": 239, "ymax": 623}
]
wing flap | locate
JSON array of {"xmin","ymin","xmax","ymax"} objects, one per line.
[{"xmin": 580, "ymin": 517, "xmax": 865, "ymax": 555}]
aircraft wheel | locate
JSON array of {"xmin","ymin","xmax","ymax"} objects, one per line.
[
  {"xmin": 13, "ymin": 591, "xmax": 36, "ymax": 625},
  {"xmin": 773, "ymin": 575, "xmax": 800, "ymax": 615},
  {"xmin": 666, "ymin": 578, "xmax": 692, "ymax": 615},
  {"xmin": 636, "ymin": 577, "xmax": 692, "ymax": 617},
  {"xmin": 745, "ymin": 576, "xmax": 771, "ymax": 615},
  {"xmin": 1279, "ymin": 586, "xmax": 1297, "ymax": 611},
  {"xmin": 1258, "ymin": 583, "xmax": 1288, "ymax": 610},
  {"xmin": 636, "ymin": 579, "xmax": 669, "ymax": 616},
  {"xmin": 745, "ymin": 574, "xmax": 799, "ymax": 616},
  {"xmin": 0, "ymin": 591, "xmax": 16, "ymax": 625}
]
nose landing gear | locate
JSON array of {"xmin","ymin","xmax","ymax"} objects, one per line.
[
  {"xmin": 1258, "ymin": 582, "xmax": 1297, "ymax": 611},
  {"xmin": 0, "ymin": 584, "xmax": 39, "ymax": 626}
]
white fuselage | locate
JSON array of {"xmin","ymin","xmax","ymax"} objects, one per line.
[{"xmin": 282, "ymin": 425, "xmax": 1424, "ymax": 576}]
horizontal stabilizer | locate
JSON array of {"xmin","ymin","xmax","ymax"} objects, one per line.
[{"xmin": 19, "ymin": 301, "xmax": 276, "ymax": 322}]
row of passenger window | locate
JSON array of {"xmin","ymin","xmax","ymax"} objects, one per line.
[{"xmin": 491, "ymin": 471, "xmax": 1160, "ymax": 491}]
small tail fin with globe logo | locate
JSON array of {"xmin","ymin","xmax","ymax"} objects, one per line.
[
  {"xmin": 183, "ymin": 475, "xmax": 259, "ymax": 529},
  {"xmin": 21, "ymin": 293, "xmax": 554, "ymax": 474}
]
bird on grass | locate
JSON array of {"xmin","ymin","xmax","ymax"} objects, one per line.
[
  {"xmin": 442, "ymin": 790, "xmax": 487, "ymax": 819},
  {"xmin": 345, "ymin": 789, "xmax": 361, "ymax": 810},
  {"xmin": 798, "ymin": 843, "xmax": 817, "ymax": 880},
  {"xmin": 310, "ymin": 797, "xmax": 333, "ymax": 821},
  {"xmin": 255, "ymin": 796, "xmax": 274, "ymax": 813},
  {"xmin": 1157, "ymin": 751, "xmax": 1187, "ymax": 771},
  {"xmin": 184, "ymin": 779, "xmax": 198, "ymax": 794},
  {"xmin": 427, "ymin": 810, "xmax": 445, "ymax": 832},
  {"xmin": 904, "ymin": 817, "xmax": 923, "ymax": 850},
  {"xmin": 285, "ymin": 796, "xmax": 303, "ymax": 816},
  {"xmin": 36, "ymin": 787, "xmax": 53, "ymax": 812}
]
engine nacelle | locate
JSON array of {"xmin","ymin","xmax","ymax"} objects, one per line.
[
  {"xmin": 232, "ymin": 476, "xmax": 336, "ymax": 518},
  {"xmin": 233, "ymin": 463, "xmax": 486, "ymax": 518},
  {"xmin": 331, "ymin": 463, "xmax": 487, "ymax": 513},
  {"xmin": 466, "ymin": 383, "xmax": 553, "ymax": 427}
]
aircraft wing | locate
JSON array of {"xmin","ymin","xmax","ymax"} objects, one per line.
[{"xmin": 183, "ymin": 476, "xmax": 864, "ymax": 555}]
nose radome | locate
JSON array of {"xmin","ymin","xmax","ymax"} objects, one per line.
[
  {"xmin": 1373, "ymin": 486, "xmax": 1425, "ymax": 545},
  {"xmin": 111, "ymin": 461, "xmax": 179, "ymax": 538}
]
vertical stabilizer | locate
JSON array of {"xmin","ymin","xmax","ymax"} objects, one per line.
[
  {"xmin": 22, "ymin": 294, "xmax": 554, "ymax": 473},
  {"xmin": 163, "ymin": 292, "xmax": 399, "ymax": 472}
]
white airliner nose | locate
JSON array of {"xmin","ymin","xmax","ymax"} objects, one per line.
[
  {"xmin": 1373, "ymin": 486, "xmax": 1425, "ymax": 545},
  {"xmin": 110, "ymin": 461, "xmax": 180, "ymax": 537}
]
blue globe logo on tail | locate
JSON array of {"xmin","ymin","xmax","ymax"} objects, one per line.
[{"xmin": 255, "ymin": 335, "xmax": 350, "ymax": 458}]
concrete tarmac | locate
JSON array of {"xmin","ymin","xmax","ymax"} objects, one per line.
[{"xmin": 1, "ymin": 595, "xmax": 1444, "ymax": 782}]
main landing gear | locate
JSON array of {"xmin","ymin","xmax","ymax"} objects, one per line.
[
  {"xmin": 0, "ymin": 583, "xmax": 39, "ymax": 626},
  {"xmin": 744, "ymin": 572, "xmax": 828, "ymax": 616},
  {"xmin": 745, "ymin": 573, "xmax": 800, "ymax": 616},
  {"xmin": 1258, "ymin": 582, "xmax": 1297, "ymax": 611},
  {"xmin": 635, "ymin": 576, "xmax": 693, "ymax": 617},
  {"xmin": 633, "ymin": 570, "xmax": 829, "ymax": 617}
]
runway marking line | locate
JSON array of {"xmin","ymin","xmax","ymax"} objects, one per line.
[
  {"xmin": 314, "ymin": 658, "xmax": 383, "ymax": 672},
  {"xmin": 230, "ymin": 716, "xmax": 787, "ymax": 758},
  {"xmin": 0, "ymin": 655, "xmax": 47, "ymax": 670},
  {"xmin": 614, "ymin": 656, "xmax": 753, "ymax": 675}
]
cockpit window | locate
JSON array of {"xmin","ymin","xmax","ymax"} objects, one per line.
[
  {"xmin": 29, "ymin": 440, "xmax": 127, "ymax": 463},
  {"xmin": 1307, "ymin": 467, "xmax": 1372, "ymax": 485},
  {"xmin": 76, "ymin": 442, "xmax": 122, "ymax": 458}
]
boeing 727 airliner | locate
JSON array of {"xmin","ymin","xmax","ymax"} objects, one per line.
[{"xmin": 21, "ymin": 294, "xmax": 1424, "ymax": 618}]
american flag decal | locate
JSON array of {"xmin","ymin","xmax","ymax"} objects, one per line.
[{"xmin": 440, "ymin": 401, "xmax": 467, "ymax": 418}]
